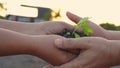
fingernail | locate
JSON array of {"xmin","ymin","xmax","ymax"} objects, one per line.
[{"xmin": 55, "ymin": 38, "xmax": 63, "ymax": 48}]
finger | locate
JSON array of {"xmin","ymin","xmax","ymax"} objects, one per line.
[
  {"xmin": 52, "ymin": 54, "xmax": 89, "ymax": 68},
  {"xmin": 52, "ymin": 65, "xmax": 111, "ymax": 68},
  {"xmin": 66, "ymin": 49, "xmax": 80, "ymax": 55},
  {"xmin": 52, "ymin": 59, "xmax": 82, "ymax": 68},
  {"xmin": 66, "ymin": 11, "xmax": 81, "ymax": 23},
  {"xmin": 43, "ymin": 65, "xmax": 53, "ymax": 68},
  {"xmin": 55, "ymin": 38, "xmax": 90, "ymax": 50},
  {"xmin": 66, "ymin": 12, "xmax": 93, "ymax": 25}
]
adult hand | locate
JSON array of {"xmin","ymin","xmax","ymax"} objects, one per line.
[
  {"xmin": 66, "ymin": 12, "xmax": 107, "ymax": 38},
  {"xmin": 48, "ymin": 37, "xmax": 120, "ymax": 68}
]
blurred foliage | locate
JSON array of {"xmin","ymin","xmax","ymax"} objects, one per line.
[
  {"xmin": 0, "ymin": 3, "xmax": 4, "ymax": 8},
  {"xmin": 0, "ymin": 3, "xmax": 5, "ymax": 19},
  {"xmin": 116, "ymin": 26, "xmax": 120, "ymax": 30},
  {"xmin": 100, "ymin": 23, "xmax": 120, "ymax": 31},
  {"xmin": 53, "ymin": 9, "xmax": 61, "ymax": 18},
  {"xmin": 43, "ymin": 9, "xmax": 62, "ymax": 21},
  {"xmin": 43, "ymin": 9, "xmax": 52, "ymax": 21},
  {"xmin": 0, "ymin": 15, "xmax": 4, "ymax": 19},
  {"xmin": 0, "ymin": 3, "xmax": 3, "ymax": 19},
  {"xmin": 40, "ymin": 8, "xmax": 61, "ymax": 21}
]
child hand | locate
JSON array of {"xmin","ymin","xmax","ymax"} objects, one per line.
[{"xmin": 28, "ymin": 35, "xmax": 77, "ymax": 65}]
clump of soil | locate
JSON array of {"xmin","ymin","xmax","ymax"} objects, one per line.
[{"xmin": 58, "ymin": 29, "xmax": 87, "ymax": 38}]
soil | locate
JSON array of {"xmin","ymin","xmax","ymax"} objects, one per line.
[{"xmin": 58, "ymin": 29, "xmax": 87, "ymax": 38}]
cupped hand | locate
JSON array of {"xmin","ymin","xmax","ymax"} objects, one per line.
[
  {"xmin": 48, "ymin": 37, "xmax": 120, "ymax": 68},
  {"xmin": 26, "ymin": 21, "xmax": 74, "ymax": 35},
  {"xmin": 29, "ymin": 35, "xmax": 76, "ymax": 65},
  {"xmin": 66, "ymin": 12, "xmax": 107, "ymax": 38}
]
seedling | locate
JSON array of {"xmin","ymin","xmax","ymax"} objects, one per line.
[{"xmin": 58, "ymin": 17, "xmax": 94, "ymax": 38}]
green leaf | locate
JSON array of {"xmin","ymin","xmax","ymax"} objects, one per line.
[
  {"xmin": 87, "ymin": 27, "xmax": 94, "ymax": 33},
  {"xmin": 77, "ymin": 17, "xmax": 89, "ymax": 28},
  {"xmin": 66, "ymin": 32, "xmax": 71, "ymax": 35},
  {"xmin": 72, "ymin": 17, "xmax": 94, "ymax": 38},
  {"xmin": 84, "ymin": 27, "xmax": 89, "ymax": 35},
  {"xmin": 74, "ymin": 33, "xmax": 80, "ymax": 38},
  {"xmin": 84, "ymin": 27, "xmax": 94, "ymax": 35},
  {"xmin": 83, "ymin": 21, "xmax": 89, "ymax": 27}
]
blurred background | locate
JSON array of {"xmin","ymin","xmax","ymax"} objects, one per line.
[{"xmin": 0, "ymin": 0, "xmax": 120, "ymax": 68}]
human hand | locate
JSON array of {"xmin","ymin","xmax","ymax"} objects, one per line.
[
  {"xmin": 24, "ymin": 21, "xmax": 74, "ymax": 35},
  {"xmin": 66, "ymin": 12, "xmax": 107, "ymax": 38},
  {"xmin": 48, "ymin": 37, "xmax": 120, "ymax": 68},
  {"xmin": 28, "ymin": 35, "xmax": 76, "ymax": 65},
  {"xmin": 0, "ymin": 20, "xmax": 74, "ymax": 35},
  {"xmin": 0, "ymin": 27, "xmax": 76, "ymax": 66}
]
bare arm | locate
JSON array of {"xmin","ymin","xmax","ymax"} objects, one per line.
[
  {"xmin": 105, "ymin": 30, "xmax": 120, "ymax": 40},
  {"xmin": 0, "ymin": 19, "xmax": 34, "ymax": 34},
  {"xmin": 0, "ymin": 28, "xmax": 31, "ymax": 56},
  {"xmin": 0, "ymin": 28, "xmax": 75, "ymax": 65},
  {"xmin": 0, "ymin": 19, "xmax": 74, "ymax": 35}
]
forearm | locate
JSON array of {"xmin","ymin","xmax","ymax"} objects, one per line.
[
  {"xmin": 105, "ymin": 30, "xmax": 120, "ymax": 40},
  {"xmin": 0, "ymin": 19, "xmax": 32, "ymax": 34},
  {"xmin": 0, "ymin": 28, "xmax": 31, "ymax": 56}
]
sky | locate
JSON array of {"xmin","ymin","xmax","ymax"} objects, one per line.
[
  {"xmin": 39, "ymin": 0, "xmax": 120, "ymax": 25},
  {"xmin": 1, "ymin": 0, "xmax": 120, "ymax": 25}
]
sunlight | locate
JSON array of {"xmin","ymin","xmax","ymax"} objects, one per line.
[
  {"xmin": 0, "ymin": 0, "xmax": 120, "ymax": 25},
  {"xmin": 4, "ymin": 0, "xmax": 38, "ymax": 17},
  {"xmin": 7, "ymin": 5, "xmax": 38, "ymax": 17},
  {"xmin": 39, "ymin": 0, "xmax": 120, "ymax": 25}
]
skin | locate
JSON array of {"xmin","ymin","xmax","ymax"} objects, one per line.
[
  {"xmin": 1, "ymin": 12, "xmax": 120, "ymax": 67},
  {"xmin": 51, "ymin": 37, "xmax": 120, "ymax": 68},
  {"xmin": 0, "ymin": 19, "xmax": 74, "ymax": 35},
  {"xmin": 66, "ymin": 12, "xmax": 120, "ymax": 40},
  {"xmin": 29, "ymin": 35, "xmax": 76, "ymax": 65},
  {"xmin": 45, "ymin": 12, "xmax": 120, "ymax": 68},
  {"xmin": 0, "ymin": 20, "xmax": 77, "ymax": 65},
  {"xmin": 0, "ymin": 28, "xmax": 76, "ymax": 65},
  {"xmin": 0, "ymin": 28, "xmax": 30, "ymax": 56}
]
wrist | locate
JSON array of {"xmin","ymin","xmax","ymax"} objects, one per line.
[
  {"xmin": 108, "ymin": 40, "xmax": 120, "ymax": 66},
  {"xmin": 19, "ymin": 35, "xmax": 35, "ymax": 55},
  {"xmin": 27, "ymin": 35, "xmax": 54, "ymax": 57},
  {"xmin": 26, "ymin": 35, "xmax": 43, "ymax": 56},
  {"xmin": 23, "ymin": 23, "xmax": 44, "ymax": 35},
  {"xmin": 0, "ymin": 20, "xmax": 28, "ymax": 33},
  {"xmin": 12, "ymin": 34, "xmax": 33, "ymax": 55},
  {"xmin": 98, "ymin": 29, "xmax": 110, "ymax": 39},
  {"xmin": 27, "ymin": 35, "xmax": 74, "ymax": 65}
]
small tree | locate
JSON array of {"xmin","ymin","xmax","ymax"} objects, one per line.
[
  {"xmin": 100, "ymin": 23, "xmax": 117, "ymax": 30},
  {"xmin": 116, "ymin": 26, "xmax": 120, "ymax": 31}
]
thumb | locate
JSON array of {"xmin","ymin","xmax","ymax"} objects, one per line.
[{"xmin": 54, "ymin": 38, "xmax": 89, "ymax": 50}]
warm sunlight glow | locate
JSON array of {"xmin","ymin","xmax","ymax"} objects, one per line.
[
  {"xmin": 7, "ymin": 6, "xmax": 38, "ymax": 17},
  {"xmin": 38, "ymin": 0, "xmax": 120, "ymax": 25},
  {"xmin": 0, "ymin": 9, "xmax": 6, "ymax": 17},
  {"xmin": 6, "ymin": 0, "xmax": 38, "ymax": 17},
  {"xmin": 1, "ymin": 0, "xmax": 120, "ymax": 25}
]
